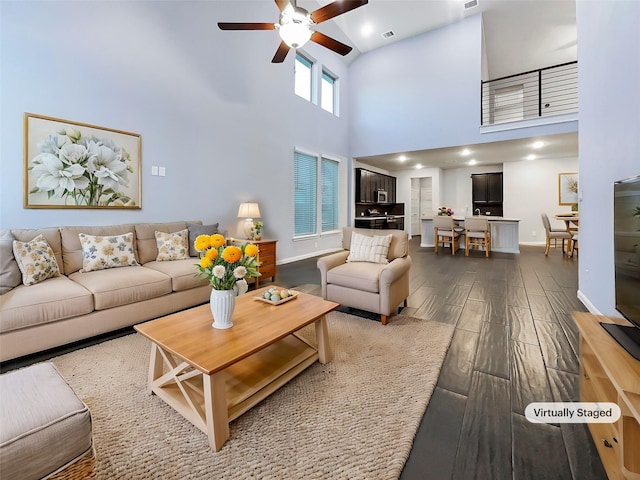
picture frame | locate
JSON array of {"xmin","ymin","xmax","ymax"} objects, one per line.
[
  {"xmin": 558, "ymin": 172, "xmax": 579, "ymax": 205},
  {"xmin": 24, "ymin": 113, "xmax": 141, "ymax": 209}
]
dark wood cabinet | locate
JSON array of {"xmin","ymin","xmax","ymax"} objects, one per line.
[
  {"xmin": 355, "ymin": 168, "xmax": 397, "ymax": 203},
  {"xmin": 472, "ymin": 172, "xmax": 503, "ymax": 216}
]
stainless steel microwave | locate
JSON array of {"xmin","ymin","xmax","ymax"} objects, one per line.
[{"xmin": 377, "ymin": 190, "xmax": 388, "ymax": 203}]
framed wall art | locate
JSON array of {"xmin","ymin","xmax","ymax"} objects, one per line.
[
  {"xmin": 24, "ymin": 113, "xmax": 141, "ymax": 209},
  {"xmin": 558, "ymin": 172, "xmax": 579, "ymax": 205}
]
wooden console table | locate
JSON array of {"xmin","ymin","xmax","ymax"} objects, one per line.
[{"xmin": 573, "ymin": 312, "xmax": 640, "ymax": 479}]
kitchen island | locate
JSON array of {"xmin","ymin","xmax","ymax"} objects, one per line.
[{"xmin": 421, "ymin": 216, "xmax": 520, "ymax": 254}]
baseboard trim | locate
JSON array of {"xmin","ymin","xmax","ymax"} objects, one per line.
[{"xmin": 577, "ymin": 289, "xmax": 602, "ymax": 315}]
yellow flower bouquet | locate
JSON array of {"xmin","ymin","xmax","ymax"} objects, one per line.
[{"xmin": 194, "ymin": 234, "xmax": 260, "ymax": 290}]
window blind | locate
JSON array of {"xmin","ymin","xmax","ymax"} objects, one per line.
[
  {"xmin": 321, "ymin": 157, "xmax": 338, "ymax": 232},
  {"xmin": 294, "ymin": 151, "xmax": 317, "ymax": 236}
]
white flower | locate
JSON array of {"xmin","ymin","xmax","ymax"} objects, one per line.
[
  {"xmin": 59, "ymin": 143, "xmax": 88, "ymax": 165},
  {"xmin": 31, "ymin": 152, "xmax": 89, "ymax": 197},
  {"xmin": 212, "ymin": 265, "xmax": 226, "ymax": 279},
  {"xmin": 87, "ymin": 141, "xmax": 129, "ymax": 190},
  {"xmin": 233, "ymin": 266, "xmax": 247, "ymax": 279}
]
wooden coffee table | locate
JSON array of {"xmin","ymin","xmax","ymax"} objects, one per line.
[{"xmin": 134, "ymin": 287, "xmax": 339, "ymax": 451}]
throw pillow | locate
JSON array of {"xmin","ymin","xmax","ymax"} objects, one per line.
[
  {"xmin": 1, "ymin": 230, "xmax": 22, "ymax": 294},
  {"xmin": 187, "ymin": 223, "xmax": 219, "ymax": 257},
  {"xmin": 155, "ymin": 229, "xmax": 190, "ymax": 261},
  {"xmin": 79, "ymin": 232, "xmax": 139, "ymax": 272},
  {"xmin": 12, "ymin": 234, "xmax": 61, "ymax": 286},
  {"xmin": 347, "ymin": 232, "xmax": 393, "ymax": 264}
]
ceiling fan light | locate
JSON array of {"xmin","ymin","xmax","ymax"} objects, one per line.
[{"xmin": 278, "ymin": 21, "xmax": 312, "ymax": 48}]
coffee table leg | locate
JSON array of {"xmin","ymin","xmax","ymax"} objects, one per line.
[
  {"xmin": 315, "ymin": 315, "xmax": 332, "ymax": 364},
  {"xmin": 148, "ymin": 343, "xmax": 164, "ymax": 395},
  {"xmin": 203, "ymin": 371, "xmax": 230, "ymax": 451}
]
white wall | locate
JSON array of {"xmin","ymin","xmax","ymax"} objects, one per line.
[
  {"xmin": 576, "ymin": 0, "xmax": 640, "ymax": 316},
  {"xmin": 0, "ymin": 1, "xmax": 350, "ymax": 262},
  {"xmin": 503, "ymin": 157, "xmax": 579, "ymax": 243}
]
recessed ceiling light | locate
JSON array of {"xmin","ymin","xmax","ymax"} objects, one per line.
[
  {"xmin": 526, "ymin": 154, "xmax": 536, "ymax": 160},
  {"xmin": 461, "ymin": 149, "xmax": 471, "ymax": 156},
  {"xmin": 468, "ymin": 159, "xmax": 477, "ymax": 165},
  {"xmin": 361, "ymin": 23, "xmax": 373, "ymax": 37},
  {"xmin": 415, "ymin": 164, "xmax": 423, "ymax": 169},
  {"xmin": 532, "ymin": 141, "xmax": 544, "ymax": 149},
  {"xmin": 398, "ymin": 155, "xmax": 407, "ymax": 162}
]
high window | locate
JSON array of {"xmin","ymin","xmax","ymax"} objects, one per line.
[
  {"xmin": 321, "ymin": 69, "xmax": 338, "ymax": 115},
  {"xmin": 294, "ymin": 149, "xmax": 340, "ymax": 238},
  {"xmin": 294, "ymin": 54, "xmax": 313, "ymax": 102}
]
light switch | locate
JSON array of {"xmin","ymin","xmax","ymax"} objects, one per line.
[
  {"xmin": 151, "ymin": 166, "xmax": 159, "ymax": 176},
  {"xmin": 159, "ymin": 167, "xmax": 166, "ymax": 177}
]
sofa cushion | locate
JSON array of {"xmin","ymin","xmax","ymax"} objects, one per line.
[
  {"xmin": 135, "ymin": 222, "xmax": 191, "ymax": 264},
  {"xmin": 187, "ymin": 222, "xmax": 218, "ymax": 257},
  {"xmin": 347, "ymin": 232, "xmax": 392, "ymax": 264},
  {"xmin": 155, "ymin": 229, "xmax": 190, "ymax": 261},
  {"xmin": 69, "ymin": 266, "xmax": 171, "ymax": 310},
  {"xmin": 60, "ymin": 224, "xmax": 138, "ymax": 275},
  {"xmin": 144, "ymin": 259, "xmax": 209, "ymax": 292},
  {"xmin": 342, "ymin": 227, "xmax": 408, "ymax": 261},
  {"xmin": 0, "ymin": 276, "xmax": 93, "ymax": 333},
  {"xmin": 11, "ymin": 228, "xmax": 63, "ymax": 274},
  {"xmin": 79, "ymin": 232, "xmax": 139, "ymax": 272},
  {"xmin": 0, "ymin": 231, "xmax": 22, "ymax": 295},
  {"xmin": 12, "ymin": 235, "xmax": 61, "ymax": 286},
  {"xmin": 326, "ymin": 261, "xmax": 386, "ymax": 294},
  {"xmin": 0, "ymin": 363, "xmax": 92, "ymax": 480}
]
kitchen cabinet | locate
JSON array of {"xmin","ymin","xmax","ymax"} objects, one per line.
[
  {"xmin": 472, "ymin": 173, "xmax": 503, "ymax": 216},
  {"xmin": 355, "ymin": 168, "xmax": 397, "ymax": 203}
]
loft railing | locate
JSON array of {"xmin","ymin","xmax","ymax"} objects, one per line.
[{"xmin": 481, "ymin": 61, "xmax": 578, "ymax": 126}]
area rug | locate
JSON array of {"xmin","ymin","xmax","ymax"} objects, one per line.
[{"xmin": 50, "ymin": 311, "xmax": 454, "ymax": 479}]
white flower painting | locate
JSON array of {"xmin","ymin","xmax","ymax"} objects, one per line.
[{"xmin": 25, "ymin": 113, "xmax": 141, "ymax": 208}]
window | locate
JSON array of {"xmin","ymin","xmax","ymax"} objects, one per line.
[
  {"xmin": 294, "ymin": 150, "xmax": 317, "ymax": 237},
  {"xmin": 294, "ymin": 150, "xmax": 340, "ymax": 238},
  {"xmin": 295, "ymin": 54, "xmax": 312, "ymax": 102},
  {"xmin": 321, "ymin": 157, "xmax": 339, "ymax": 232},
  {"xmin": 321, "ymin": 69, "xmax": 337, "ymax": 115}
]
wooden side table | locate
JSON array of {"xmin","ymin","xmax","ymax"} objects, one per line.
[{"xmin": 229, "ymin": 238, "xmax": 277, "ymax": 288}]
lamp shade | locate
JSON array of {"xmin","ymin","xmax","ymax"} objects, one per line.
[{"xmin": 237, "ymin": 202, "xmax": 261, "ymax": 219}]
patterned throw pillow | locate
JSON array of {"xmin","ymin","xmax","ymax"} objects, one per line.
[
  {"xmin": 155, "ymin": 229, "xmax": 190, "ymax": 261},
  {"xmin": 347, "ymin": 232, "xmax": 393, "ymax": 264},
  {"xmin": 79, "ymin": 232, "xmax": 139, "ymax": 272},
  {"xmin": 12, "ymin": 234, "xmax": 61, "ymax": 286}
]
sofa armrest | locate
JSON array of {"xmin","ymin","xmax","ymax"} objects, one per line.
[
  {"xmin": 317, "ymin": 251, "xmax": 350, "ymax": 298},
  {"xmin": 380, "ymin": 256, "xmax": 412, "ymax": 286}
]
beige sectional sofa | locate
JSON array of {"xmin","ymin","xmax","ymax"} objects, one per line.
[{"xmin": 0, "ymin": 221, "xmax": 215, "ymax": 362}]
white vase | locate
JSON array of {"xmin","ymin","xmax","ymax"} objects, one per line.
[{"xmin": 210, "ymin": 289, "xmax": 235, "ymax": 329}]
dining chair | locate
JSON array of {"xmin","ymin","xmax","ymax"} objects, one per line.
[
  {"xmin": 464, "ymin": 216, "xmax": 491, "ymax": 257},
  {"xmin": 541, "ymin": 213, "xmax": 572, "ymax": 255},
  {"xmin": 433, "ymin": 216, "xmax": 461, "ymax": 255},
  {"xmin": 570, "ymin": 233, "xmax": 579, "ymax": 257}
]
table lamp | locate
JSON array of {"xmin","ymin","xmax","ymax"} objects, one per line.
[{"xmin": 238, "ymin": 202, "xmax": 261, "ymax": 239}]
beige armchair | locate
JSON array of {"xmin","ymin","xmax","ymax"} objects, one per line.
[{"xmin": 317, "ymin": 227, "xmax": 411, "ymax": 325}]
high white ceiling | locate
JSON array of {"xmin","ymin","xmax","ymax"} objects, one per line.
[{"xmin": 299, "ymin": 0, "xmax": 578, "ymax": 171}]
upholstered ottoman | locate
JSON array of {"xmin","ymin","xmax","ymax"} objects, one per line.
[{"xmin": 0, "ymin": 363, "xmax": 94, "ymax": 479}]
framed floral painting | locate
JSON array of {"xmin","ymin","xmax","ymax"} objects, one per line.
[
  {"xmin": 24, "ymin": 113, "xmax": 141, "ymax": 209},
  {"xmin": 558, "ymin": 172, "xmax": 579, "ymax": 205}
]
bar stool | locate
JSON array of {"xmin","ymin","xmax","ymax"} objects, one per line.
[
  {"xmin": 433, "ymin": 216, "xmax": 460, "ymax": 255},
  {"xmin": 464, "ymin": 216, "xmax": 491, "ymax": 257}
]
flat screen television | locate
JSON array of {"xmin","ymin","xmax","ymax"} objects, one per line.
[{"xmin": 606, "ymin": 174, "xmax": 640, "ymax": 360}]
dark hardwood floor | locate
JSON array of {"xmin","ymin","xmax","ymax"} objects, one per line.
[
  {"xmin": 279, "ymin": 237, "xmax": 607, "ymax": 480},
  {"xmin": 1, "ymin": 236, "xmax": 608, "ymax": 480}
]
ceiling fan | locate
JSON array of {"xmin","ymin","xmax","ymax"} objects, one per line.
[{"xmin": 218, "ymin": 0, "xmax": 368, "ymax": 63}]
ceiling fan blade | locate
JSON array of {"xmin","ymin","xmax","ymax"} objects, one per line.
[
  {"xmin": 311, "ymin": 0, "xmax": 368, "ymax": 24},
  {"xmin": 272, "ymin": 41, "xmax": 290, "ymax": 63},
  {"xmin": 217, "ymin": 22, "xmax": 275, "ymax": 31},
  {"xmin": 310, "ymin": 31, "xmax": 352, "ymax": 56},
  {"xmin": 274, "ymin": 0, "xmax": 290, "ymax": 11}
]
